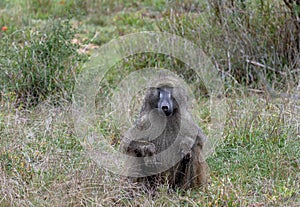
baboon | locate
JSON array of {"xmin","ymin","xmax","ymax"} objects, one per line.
[{"xmin": 120, "ymin": 72, "xmax": 209, "ymax": 189}]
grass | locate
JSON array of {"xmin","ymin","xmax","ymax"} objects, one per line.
[
  {"xmin": 0, "ymin": 95, "xmax": 298, "ymax": 206},
  {"xmin": 0, "ymin": 0, "xmax": 300, "ymax": 206}
]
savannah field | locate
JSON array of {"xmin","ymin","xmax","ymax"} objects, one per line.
[{"xmin": 0, "ymin": 0, "xmax": 299, "ymax": 206}]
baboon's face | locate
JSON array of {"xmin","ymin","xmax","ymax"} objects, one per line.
[
  {"xmin": 146, "ymin": 85, "xmax": 178, "ymax": 116},
  {"xmin": 157, "ymin": 87, "xmax": 174, "ymax": 116}
]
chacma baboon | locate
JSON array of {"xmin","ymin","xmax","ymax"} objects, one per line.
[{"xmin": 120, "ymin": 72, "xmax": 209, "ymax": 189}]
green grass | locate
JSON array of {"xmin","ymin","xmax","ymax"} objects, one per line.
[
  {"xmin": 0, "ymin": 0, "xmax": 299, "ymax": 206},
  {"xmin": 0, "ymin": 97, "xmax": 298, "ymax": 206},
  {"xmin": 0, "ymin": 18, "xmax": 85, "ymax": 107}
]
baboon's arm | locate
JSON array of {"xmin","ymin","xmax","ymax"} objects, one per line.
[{"xmin": 196, "ymin": 127, "xmax": 207, "ymax": 148}]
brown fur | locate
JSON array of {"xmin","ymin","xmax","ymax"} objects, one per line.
[{"xmin": 120, "ymin": 74, "xmax": 209, "ymax": 189}]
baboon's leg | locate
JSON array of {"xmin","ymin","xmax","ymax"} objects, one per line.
[{"xmin": 190, "ymin": 145, "xmax": 209, "ymax": 187}]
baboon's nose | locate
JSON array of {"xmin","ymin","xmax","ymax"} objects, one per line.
[{"xmin": 162, "ymin": 105, "xmax": 169, "ymax": 112}]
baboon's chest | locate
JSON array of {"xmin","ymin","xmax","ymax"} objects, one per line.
[{"xmin": 152, "ymin": 118, "xmax": 180, "ymax": 152}]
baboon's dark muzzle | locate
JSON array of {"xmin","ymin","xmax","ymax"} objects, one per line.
[
  {"xmin": 160, "ymin": 103, "xmax": 173, "ymax": 116},
  {"xmin": 158, "ymin": 88, "xmax": 174, "ymax": 116}
]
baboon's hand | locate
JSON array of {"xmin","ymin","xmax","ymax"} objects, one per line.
[
  {"xmin": 122, "ymin": 138, "xmax": 156, "ymax": 157},
  {"xmin": 179, "ymin": 137, "xmax": 194, "ymax": 159},
  {"xmin": 142, "ymin": 143, "xmax": 157, "ymax": 166},
  {"xmin": 138, "ymin": 142, "xmax": 156, "ymax": 157},
  {"xmin": 128, "ymin": 141, "xmax": 156, "ymax": 157}
]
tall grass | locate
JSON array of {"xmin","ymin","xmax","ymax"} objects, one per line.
[
  {"xmin": 0, "ymin": 18, "xmax": 84, "ymax": 107},
  {"xmin": 0, "ymin": 0, "xmax": 299, "ymax": 206},
  {"xmin": 158, "ymin": 0, "xmax": 299, "ymax": 91}
]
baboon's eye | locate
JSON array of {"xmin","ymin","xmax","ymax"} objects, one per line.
[
  {"xmin": 159, "ymin": 91, "xmax": 163, "ymax": 99},
  {"xmin": 157, "ymin": 88, "xmax": 161, "ymax": 98},
  {"xmin": 167, "ymin": 92, "xmax": 171, "ymax": 98}
]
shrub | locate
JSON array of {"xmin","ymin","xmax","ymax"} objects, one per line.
[
  {"xmin": 0, "ymin": 19, "xmax": 85, "ymax": 107},
  {"xmin": 158, "ymin": 0, "xmax": 300, "ymax": 90}
]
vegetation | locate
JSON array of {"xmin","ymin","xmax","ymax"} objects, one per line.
[{"xmin": 0, "ymin": 0, "xmax": 299, "ymax": 206}]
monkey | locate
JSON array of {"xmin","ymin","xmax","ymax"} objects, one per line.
[{"xmin": 120, "ymin": 72, "xmax": 209, "ymax": 190}]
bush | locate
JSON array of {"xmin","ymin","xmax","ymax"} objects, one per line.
[
  {"xmin": 158, "ymin": 0, "xmax": 300, "ymax": 90},
  {"xmin": 0, "ymin": 19, "xmax": 85, "ymax": 107}
]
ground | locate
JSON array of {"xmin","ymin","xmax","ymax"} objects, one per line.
[{"xmin": 0, "ymin": 0, "xmax": 299, "ymax": 206}]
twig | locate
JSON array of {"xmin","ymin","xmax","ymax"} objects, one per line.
[
  {"xmin": 246, "ymin": 59, "xmax": 286, "ymax": 75},
  {"xmin": 82, "ymin": 31, "xmax": 99, "ymax": 52},
  {"xmin": 246, "ymin": 59, "xmax": 299, "ymax": 99}
]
